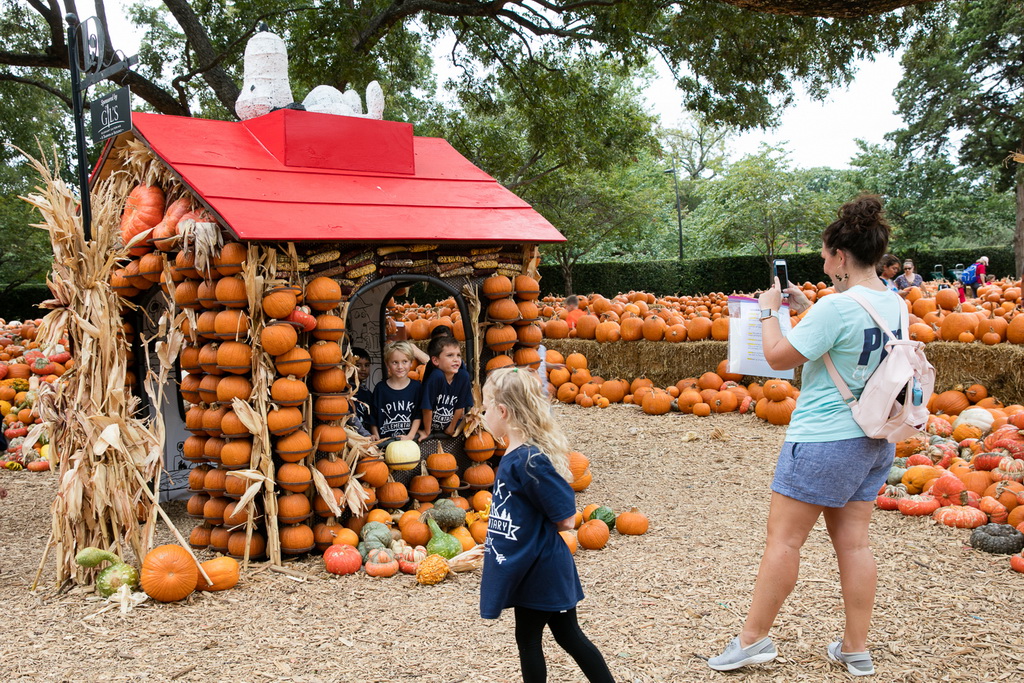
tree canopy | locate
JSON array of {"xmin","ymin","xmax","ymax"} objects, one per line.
[
  {"xmin": 3, "ymin": 0, "xmax": 911, "ymax": 129},
  {"xmin": 892, "ymin": 0, "xmax": 1024, "ymax": 275}
]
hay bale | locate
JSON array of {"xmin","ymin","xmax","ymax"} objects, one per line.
[
  {"xmin": 924, "ymin": 342, "xmax": 1024, "ymax": 405},
  {"xmin": 542, "ymin": 339, "xmax": 1024, "ymax": 404}
]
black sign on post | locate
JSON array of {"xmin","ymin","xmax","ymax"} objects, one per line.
[{"xmin": 90, "ymin": 87, "xmax": 132, "ymax": 143}]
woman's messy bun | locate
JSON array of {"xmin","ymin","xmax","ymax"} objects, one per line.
[{"xmin": 822, "ymin": 193, "xmax": 891, "ymax": 267}]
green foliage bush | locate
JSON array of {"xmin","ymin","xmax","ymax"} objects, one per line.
[
  {"xmin": 0, "ymin": 283, "xmax": 50, "ymax": 321},
  {"xmin": 539, "ymin": 246, "xmax": 1014, "ymax": 297}
]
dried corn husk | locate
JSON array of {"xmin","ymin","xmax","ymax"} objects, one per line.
[{"xmin": 448, "ymin": 544, "xmax": 484, "ymax": 572}]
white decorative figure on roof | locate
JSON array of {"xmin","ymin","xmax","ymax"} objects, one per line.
[
  {"xmin": 235, "ymin": 28, "xmax": 294, "ymax": 121},
  {"xmin": 365, "ymin": 81, "xmax": 384, "ymax": 119},
  {"xmin": 235, "ymin": 26, "xmax": 385, "ymax": 120},
  {"xmin": 302, "ymin": 81, "xmax": 385, "ymax": 120}
]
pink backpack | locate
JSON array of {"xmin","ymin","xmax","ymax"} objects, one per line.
[{"xmin": 822, "ymin": 291, "xmax": 935, "ymax": 443}]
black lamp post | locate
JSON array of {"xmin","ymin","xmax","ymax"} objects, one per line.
[{"xmin": 664, "ymin": 163, "xmax": 684, "ymax": 261}]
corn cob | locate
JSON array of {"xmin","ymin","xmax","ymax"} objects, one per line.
[
  {"xmin": 311, "ymin": 263, "xmax": 349, "ymax": 278},
  {"xmin": 409, "ymin": 243, "xmax": 438, "ymax": 252},
  {"xmin": 470, "ymin": 246, "xmax": 502, "ymax": 256},
  {"xmin": 496, "ymin": 266, "xmax": 523, "ymax": 277},
  {"xmin": 345, "ymin": 250, "xmax": 374, "ymax": 266},
  {"xmin": 440, "ymin": 266, "xmax": 473, "ymax": 278},
  {"xmin": 410, "ymin": 259, "xmax": 433, "ymax": 268},
  {"xmin": 307, "ymin": 249, "xmax": 341, "ymax": 265},
  {"xmin": 347, "ymin": 263, "xmax": 377, "ymax": 279},
  {"xmin": 276, "ymin": 259, "xmax": 311, "ymax": 272},
  {"xmin": 438, "ymin": 261, "xmax": 468, "ymax": 273},
  {"xmin": 473, "ymin": 260, "xmax": 499, "ymax": 270},
  {"xmin": 438, "ymin": 255, "xmax": 469, "ymax": 264},
  {"xmin": 382, "ymin": 258, "xmax": 414, "ymax": 268},
  {"xmin": 376, "ymin": 245, "xmax": 407, "ymax": 256}
]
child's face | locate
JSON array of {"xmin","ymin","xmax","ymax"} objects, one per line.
[
  {"xmin": 355, "ymin": 357, "xmax": 371, "ymax": 381},
  {"xmin": 483, "ymin": 396, "xmax": 507, "ymax": 441},
  {"xmin": 387, "ymin": 352, "xmax": 412, "ymax": 380},
  {"xmin": 432, "ymin": 345, "xmax": 461, "ymax": 376}
]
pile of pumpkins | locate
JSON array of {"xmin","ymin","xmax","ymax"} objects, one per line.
[
  {"xmin": 320, "ymin": 490, "xmax": 650, "ymax": 583},
  {"xmin": 534, "ymin": 349, "xmax": 799, "ymax": 425},
  {"xmin": 0, "ymin": 319, "xmax": 63, "ymax": 471},
  {"xmin": 874, "ymin": 382, "xmax": 1024, "ymax": 573},
  {"xmin": 392, "ymin": 277, "xmax": 1024, "ymax": 346},
  {"xmin": 903, "ymin": 279, "xmax": 1024, "ymax": 345}
]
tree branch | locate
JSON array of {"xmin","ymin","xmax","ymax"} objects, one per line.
[
  {"xmin": 0, "ymin": 73, "xmax": 72, "ymax": 107},
  {"xmin": 160, "ymin": 0, "xmax": 241, "ymax": 114}
]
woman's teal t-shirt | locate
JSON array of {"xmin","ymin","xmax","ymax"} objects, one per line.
[{"xmin": 784, "ymin": 286, "xmax": 904, "ymax": 442}]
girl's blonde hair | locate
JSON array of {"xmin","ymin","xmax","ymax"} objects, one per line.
[
  {"xmin": 384, "ymin": 341, "xmax": 416, "ymax": 364},
  {"xmin": 483, "ymin": 366, "xmax": 572, "ymax": 482}
]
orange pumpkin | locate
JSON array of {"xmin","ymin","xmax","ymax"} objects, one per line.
[{"xmin": 140, "ymin": 544, "xmax": 199, "ymax": 602}]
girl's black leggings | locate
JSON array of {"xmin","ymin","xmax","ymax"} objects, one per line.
[{"xmin": 513, "ymin": 606, "xmax": 615, "ymax": 683}]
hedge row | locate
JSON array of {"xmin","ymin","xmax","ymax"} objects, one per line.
[
  {"xmin": 538, "ymin": 245, "xmax": 1016, "ymax": 297},
  {"xmin": 0, "ymin": 283, "xmax": 50, "ymax": 321},
  {"xmin": 0, "ymin": 246, "xmax": 1014, "ymax": 316}
]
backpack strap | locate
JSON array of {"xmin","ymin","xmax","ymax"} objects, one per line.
[
  {"xmin": 822, "ymin": 290, "xmax": 906, "ymax": 407},
  {"xmin": 844, "ymin": 290, "xmax": 908, "ymax": 342}
]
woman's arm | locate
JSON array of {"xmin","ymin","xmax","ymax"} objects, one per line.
[{"xmin": 759, "ymin": 277, "xmax": 810, "ymax": 371}]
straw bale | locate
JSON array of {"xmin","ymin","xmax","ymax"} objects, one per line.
[
  {"xmin": 543, "ymin": 339, "xmax": 1024, "ymax": 402},
  {"xmin": 923, "ymin": 341, "xmax": 1024, "ymax": 405}
]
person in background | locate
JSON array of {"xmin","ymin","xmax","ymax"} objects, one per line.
[
  {"xmin": 350, "ymin": 347, "xmax": 373, "ymax": 437},
  {"xmin": 419, "ymin": 336, "xmax": 473, "ymax": 439},
  {"xmin": 893, "ymin": 259, "xmax": 923, "ymax": 294},
  {"xmin": 709, "ymin": 194, "xmax": 900, "ymax": 677},
  {"xmin": 369, "ymin": 341, "xmax": 421, "ymax": 441},
  {"xmin": 963, "ymin": 255, "xmax": 989, "ymax": 299},
  {"xmin": 875, "ymin": 254, "xmax": 900, "ymax": 293},
  {"xmin": 479, "ymin": 366, "xmax": 615, "ymax": 683},
  {"xmin": 564, "ymin": 295, "xmax": 585, "ymax": 329}
]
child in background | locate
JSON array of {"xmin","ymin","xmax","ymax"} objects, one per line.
[
  {"xmin": 350, "ymin": 347, "xmax": 373, "ymax": 437},
  {"xmin": 370, "ymin": 341, "xmax": 421, "ymax": 441},
  {"xmin": 419, "ymin": 336, "xmax": 473, "ymax": 438},
  {"xmin": 479, "ymin": 367, "xmax": 614, "ymax": 683},
  {"xmin": 564, "ymin": 295, "xmax": 585, "ymax": 329}
]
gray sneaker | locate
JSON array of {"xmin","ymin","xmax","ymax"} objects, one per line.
[
  {"xmin": 827, "ymin": 641, "xmax": 875, "ymax": 676},
  {"xmin": 708, "ymin": 636, "xmax": 778, "ymax": 671}
]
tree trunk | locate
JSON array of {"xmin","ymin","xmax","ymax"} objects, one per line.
[
  {"xmin": 560, "ymin": 261, "xmax": 574, "ymax": 296},
  {"xmin": 1016, "ymin": 167, "xmax": 1024, "ymax": 278}
]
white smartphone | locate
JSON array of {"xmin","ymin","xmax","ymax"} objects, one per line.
[{"xmin": 773, "ymin": 259, "xmax": 789, "ymax": 299}]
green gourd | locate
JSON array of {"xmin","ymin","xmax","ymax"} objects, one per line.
[
  {"xmin": 359, "ymin": 521, "xmax": 393, "ymax": 548},
  {"xmin": 75, "ymin": 546, "xmax": 139, "ymax": 597},
  {"xmin": 420, "ymin": 499, "xmax": 466, "ymax": 530},
  {"xmin": 589, "ymin": 506, "xmax": 616, "ymax": 528},
  {"xmin": 425, "ymin": 518, "xmax": 462, "ymax": 559},
  {"xmin": 887, "ymin": 465, "xmax": 908, "ymax": 486},
  {"xmin": 357, "ymin": 539, "xmax": 387, "ymax": 561}
]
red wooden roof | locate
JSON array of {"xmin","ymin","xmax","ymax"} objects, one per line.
[{"xmin": 109, "ymin": 110, "xmax": 564, "ymax": 244}]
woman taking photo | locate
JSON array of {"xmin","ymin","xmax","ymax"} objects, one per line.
[{"xmin": 709, "ymin": 195, "xmax": 902, "ymax": 677}]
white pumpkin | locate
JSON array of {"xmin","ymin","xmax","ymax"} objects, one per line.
[
  {"xmin": 952, "ymin": 407, "xmax": 995, "ymax": 433},
  {"xmin": 384, "ymin": 439, "xmax": 422, "ymax": 471}
]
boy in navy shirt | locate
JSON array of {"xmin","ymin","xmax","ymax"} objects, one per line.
[
  {"xmin": 370, "ymin": 341, "xmax": 421, "ymax": 440},
  {"xmin": 419, "ymin": 336, "xmax": 473, "ymax": 438},
  {"xmin": 350, "ymin": 347, "xmax": 373, "ymax": 437}
]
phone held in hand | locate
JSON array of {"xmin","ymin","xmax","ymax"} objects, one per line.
[{"xmin": 773, "ymin": 259, "xmax": 789, "ymax": 299}]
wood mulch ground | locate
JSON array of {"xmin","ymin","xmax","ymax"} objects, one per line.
[{"xmin": 1, "ymin": 405, "xmax": 1022, "ymax": 682}]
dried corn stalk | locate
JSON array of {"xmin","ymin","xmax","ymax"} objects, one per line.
[{"xmin": 20, "ymin": 149, "xmax": 164, "ymax": 586}]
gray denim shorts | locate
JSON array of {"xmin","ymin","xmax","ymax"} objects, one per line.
[{"xmin": 771, "ymin": 437, "xmax": 895, "ymax": 508}]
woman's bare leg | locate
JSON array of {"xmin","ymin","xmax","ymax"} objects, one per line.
[{"xmin": 823, "ymin": 500, "xmax": 876, "ymax": 652}]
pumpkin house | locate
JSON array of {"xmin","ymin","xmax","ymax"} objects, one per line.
[{"xmin": 76, "ymin": 99, "xmax": 562, "ymax": 565}]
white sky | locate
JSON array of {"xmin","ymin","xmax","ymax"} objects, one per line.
[
  {"xmin": 101, "ymin": 3, "xmax": 905, "ymax": 172},
  {"xmin": 645, "ymin": 52, "xmax": 907, "ymax": 170}
]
